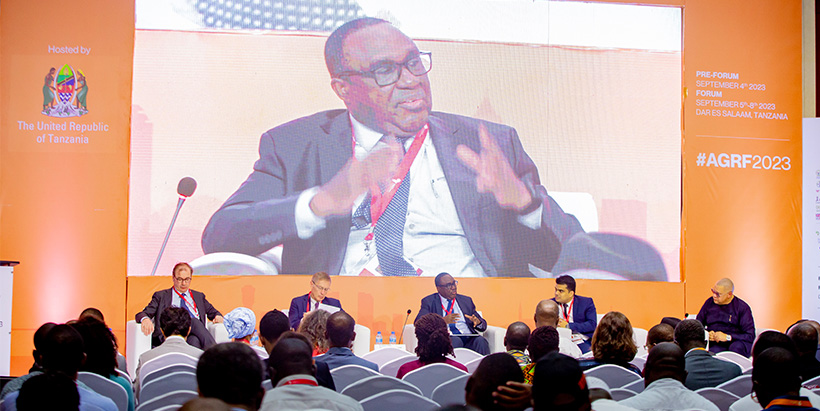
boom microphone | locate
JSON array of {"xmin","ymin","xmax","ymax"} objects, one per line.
[
  {"xmin": 150, "ymin": 177, "xmax": 197, "ymax": 276},
  {"xmin": 398, "ymin": 309, "xmax": 412, "ymax": 344}
]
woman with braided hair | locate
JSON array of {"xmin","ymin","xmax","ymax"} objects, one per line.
[{"xmin": 397, "ymin": 313, "xmax": 469, "ymax": 378}]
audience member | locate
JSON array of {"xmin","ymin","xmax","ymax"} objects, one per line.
[
  {"xmin": 660, "ymin": 317, "xmax": 681, "ymax": 329},
  {"xmin": 522, "ymin": 326, "xmax": 560, "ymax": 384},
  {"xmin": 15, "ymin": 372, "xmax": 80, "ymax": 411},
  {"xmin": 77, "ymin": 309, "xmax": 128, "ymax": 373},
  {"xmin": 258, "ymin": 309, "xmax": 290, "ymax": 355},
  {"xmin": 135, "ymin": 307, "xmax": 203, "ymax": 395},
  {"xmin": 418, "ymin": 273, "xmax": 490, "ymax": 355},
  {"xmin": 135, "ymin": 262, "xmax": 223, "ymax": 348},
  {"xmin": 618, "ymin": 342, "xmax": 718, "ymax": 411},
  {"xmin": 180, "ymin": 397, "xmax": 232, "ymax": 411},
  {"xmin": 288, "ymin": 271, "xmax": 342, "ymax": 330},
  {"xmin": 645, "ymin": 323, "xmax": 674, "ymax": 352},
  {"xmin": 261, "ymin": 337, "xmax": 363, "ymax": 411},
  {"xmin": 752, "ymin": 347, "xmax": 819, "ymax": 410},
  {"xmin": 297, "ymin": 309, "xmax": 331, "ymax": 356},
  {"xmin": 1, "ymin": 324, "xmax": 116, "ymax": 411},
  {"xmin": 197, "ymin": 342, "xmax": 265, "ymax": 411},
  {"xmin": 535, "ymin": 299, "xmax": 583, "ymax": 358},
  {"xmin": 464, "ymin": 353, "xmax": 525, "ymax": 411},
  {"xmin": 532, "ymin": 351, "xmax": 591, "ymax": 411},
  {"xmin": 1, "ymin": 323, "xmax": 56, "ymax": 399},
  {"xmin": 578, "ymin": 312, "xmax": 641, "ymax": 375},
  {"xmin": 552, "ymin": 275, "xmax": 597, "ymax": 353},
  {"xmin": 504, "ymin": 321, "xmax": 532, "ymax": 367},
  {"xmin": 224, "ymin": 307, "xmax": 267, "ymax": 358},
  {"xmin": 695, "ymin": 278, "xmax": 755, "ymax": 356},
  {"xmin": 398, "ymin": 313, "xmax": 468, "ymax": 378},
  {"xmin": 315, "ymin": 311, "xmax": 378, "ymax": 371},
  {"xmin": 72, "ymin": 318, "xmax": 135, "ymax": 411},
  {"xmin": 673, "ymin": 319, "xmax": 740, "ymax": 390},
  {"xmin": 788, "ymin": 322, "xmax": 820, "ymax": 381},
  {"xmin": 728, "ymin": 330, "xmax": 820, "ymax": 411}
]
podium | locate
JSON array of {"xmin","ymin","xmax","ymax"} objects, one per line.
[{"xmin": 0, "ymin": 261, "xmax": 18, "ymax": 376}]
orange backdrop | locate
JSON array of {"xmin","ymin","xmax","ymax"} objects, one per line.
[{"xmin": 0, "ymin": 0, "xmax": 804, "ymax": 376}]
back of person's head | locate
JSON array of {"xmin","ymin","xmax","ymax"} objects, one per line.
[
  {"xmin": 197, "ymin": 342, "xmax": 264, "ymax": 411},
  {"xmin": 673, "ymin": 319, "xmax": 706, "ymax": 351},
  {"xmin": 72, "ymin": 317, "xmax": 117, "ymax": 377},
  {"xmin": 41, "ymin": 324, "xmax": 85, "ymax": 377},
  {"xmin": 660, "ymin": 317, "xmax": 681, "ymax": 329},
  {"xmin": 223, "ymin": 307, "xmax": 257, "ymax": 340},
  {"xmin": 297, "ymin": 309, "xmax": 330, "ymax": 353},
  {"xmin": 534, "ymin": 299, "xmax": 560, "ymax": 328},
  {"xmin": 532, "ymin": 352, "xmax": 590, "ymax": 411},
  {"xmin": 414, "ymin": 313, "xmax": 454, "ymax": 362},
  {"xmin": 16, "ymin": 372, "xmax": 80, "ymax": 411},
  {"xmin": 752, "ymin": 330, "xmax": 797, "ymax": 358},
  {"xmin": 643, "ymin": 342, "xmax": 686, "ymax": 385},
  {"xmin": 591, "ymin": 311, "xmax": 637, "ymax": 363},
  {"xmin": 160, "ymin": 306, "xmax": 192, "ymax": 338},
  {"xmin": 31, "ymin": 322, "xmax": 57, "ymax": 368},
  {"xmin": 529, "ymin": 326, "xmax": 560, "ymax": 362},
  {"xmin": 787, "ymin": 322, "xmax": 818, "ymax": 357},
  {"xmin": 465, "ymin": 353, "xmax": 525, "ymax": 411},
  {"xmin": 555, "ymin": 275, "xmax": 577, "ymax": 293},
  {"xmin": 504, "ymin": 321, "xmax": 531, "ymax": 352},
  {"xmin": 268, "ymin": 333, "xmax": 315, "ymax": 385},
  {"xmin": 180, "ymin": 397, "xmax": 232, "ymax": 411},
  {"xmin": 646, "ymin": 323, "xmax": 675, "ymax": 350},
  {"xmin": 326, "ymin": 311, "xmax": 356, "ymax": 348},
  {"xmin": 259, "ymin": 309, "xmax": 290, "ymax": 342},
  {"xmin": 78, "ymin": 307, "xmax": 105, "ymax": 323},
  {"xmin": 753, "ymin": 347, "xmax": 802, "ymax": 408}
]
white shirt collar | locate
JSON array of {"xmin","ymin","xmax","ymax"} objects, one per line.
[{"xmin": 349, "ymin": 114, "xmax": 385, "ymax": 152}]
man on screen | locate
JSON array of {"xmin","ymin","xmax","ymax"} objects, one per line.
[
  {"xmin": 417, "ymin": 272, "xmax": 489, "ymax": 354},
  {"xmin": 201, "ymin": 17, "xmax": 585, "ymax": 277}
]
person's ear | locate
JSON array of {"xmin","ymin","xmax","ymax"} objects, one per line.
[{"xmin": 331, "ymin": 78, "xmax": 350, "ymax": 102}]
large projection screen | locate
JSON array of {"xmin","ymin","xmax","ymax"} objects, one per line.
[{"xmin": 128, "ymin": 0, "xmax": 682, "ymax": 280}]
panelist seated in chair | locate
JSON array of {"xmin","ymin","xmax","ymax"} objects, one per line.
[
  {"xmin": 416, "ymin": 273, "xmax": 489, "ymax": 355},
  {"xmin": 135, "ymin": 262, "xmax": 224, "ymax": 349},
  {"xmin": 288, "ymin": 271, "xmax": 342, "ymax": 330},
  {"xmin": 552, "ymin": 274, "xmax": 597, "ymax": 353}
]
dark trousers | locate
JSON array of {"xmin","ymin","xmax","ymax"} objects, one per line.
[
  {"xmin": 451, "ymin": 335, "xmax": 490, "ymax": 355},
  {"xmin": 152, "ymin": 318, "xmax": 216, "ymax": 349}
]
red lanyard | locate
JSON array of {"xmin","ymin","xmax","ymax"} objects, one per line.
[
  {"xmin": 282, "ymin": 379, "xmax": 318, "ymax": 387},
  {"xmin": 766, "ymin": 398, "xmax": 814, "ymax": 408},
  {"xmin": 442, "ymin": 299, "xmax": 455, "ymax": 315},
  {"xmin": 352, "ymin": 124, "xmax": 429, "ymax": 228},
  {"xmin": 173, "ymin": 288, "xmax": 198, "ymax": 317},
  {"xmin": 562, "ymin": 299, "xmax": 574, "ymax": 322},
  {"xmin": 306, "ymin": 292, "xmax": 319, "ymax": 312}
]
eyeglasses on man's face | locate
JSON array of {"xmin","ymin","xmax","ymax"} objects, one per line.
[
  {"xmin": 173, "ymin": 276, "xmax": 192, "ymax": 283},
  {"xmin": 437, "ymin": 280, "xmax": 458, "ymax": 289},
  {"xmin": 312, "ymin": 280, "xmax": 331, "ymax": 293},
  {"xmin": 337, "ymin": 51, "xmax": 432, "ymax": 87}
]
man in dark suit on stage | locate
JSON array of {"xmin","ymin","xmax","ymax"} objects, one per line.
[
  {"xmin": 136, "ymin": 262, "xmax": 223, "ymax": 349},
  {"xmin": 201, "ymin": 17, "xmax": 584, "ymax": 278},
  {"xmin": 552, "ymin": 274, "xmax": 597, "ymax": 353},
  {"xmin": 288, "ymin": 271, "xmax": 342, "ymax": 330},
  {"xmin": 417, "ymin": 272, "xmax": 489, "ymax": 354}
]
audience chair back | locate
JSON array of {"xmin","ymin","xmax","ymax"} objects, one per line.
[
  {"xmin": 330, "ymin": 364, "xmax": 381, "ymax": 392},
  {"xmin": 805, "ymin": 375, "xmax": 820, "ymax": 387},
  {"xmin": 378, "ymin": 354, "xmax": 417, "ymax": 377},
  {"xmin": 430, "ymin": 374, "xmax": 470, "ymax": 407},
  {"xmin": 402, "ymin": 363, "xmax": 469, "ymax": 398},
  {"xmin": 716, "ymin": 351, "xmax": 753, "ymax": 372},
  {"xmin": 716, "ymin": 374, "xmax": 753, "ymax": 398},
  {"xmin": 135, "ymin": 390, "xmax": 198, "ymax": 411},
  {"xmin": 359, "ymin": 388, "xmax": 439, "ymax": 411},
  {"xmin": 464, "ymin": 357, "xmax": 483, "ymax": 374},
  {"xmin": 140, "ymin": 363, "xmax": 197, "ymax": 389},
  {"xmin": 115, "ymin": 368, "xmax": 131, "ymax": 383},
  {"xmin": 452, "ymin": 348, "xmax": 483, "ymax": 364},
  {"xmin": 695, "ymin": 387, "xmax": 740, "ymax": 411},
  {"xmin": 609, "ymin": 388, "xmax": 638, "ymax": 401},
  {"xmin": 138, "ymin": 352, "xmax": 199, "ymax": 386},
  {"xmin": 630, "ymin": 356, "xmax": 647, "ymax": 373},
  {"xmin": 583, "ymin": 364, "xmax": 642, "ymax": 389},
  {"xmin": 341, "ymin": 374, "xmax": 422, "ymax": 401},
  {"xmin": 77, "ymin": 371, "xmax": 129, "ymax": 411},
  {"xmin": 139, "ymin": 371, "xmax": 198, "ymax": 404},
  {"xmin": 362, "ymin": 346, "xmax": 413, "ymax": 368},
  {"xmin": 622, "ymin": 379, "xmax": 645, "ymax": 394}
]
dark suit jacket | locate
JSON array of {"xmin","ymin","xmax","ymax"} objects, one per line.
[
  {"xmin": 202, "ymin": 110, "xmax": 584, "ymax": 277},
  {"xmin": 263, "ymin": 357, "xmax": 335, "ymax": 391},
  {"xmin": 288, "ymin": 293, "xmax": 342, "ymax": 330},
  {"xmin": 416, "ymin": 293, "xmax": 487, "ymax": 333},
  {"xmin": 683, "ymin": 348, "xmax": 742, "ymax": 390},
  {"xmin": 135, "ymin": 288, "xmax": 222, "ymax": 346},
  {"xmin": 552, "ymin": 295, "xmax": 597, "ymax": 340}
]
